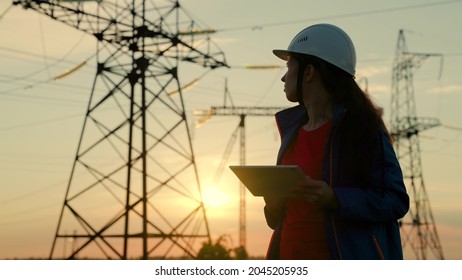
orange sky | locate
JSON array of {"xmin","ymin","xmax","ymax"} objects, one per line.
[{"xmin": 1, "ymin": 0, "xmax": 462, "ymax": 260}]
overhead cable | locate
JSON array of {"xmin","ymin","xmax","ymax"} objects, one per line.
[
  {"xmin": 0, "ymin": 4, "xmax": 13, "ymax": 22},
  {"xmin": 215, "ymin": 0, "xmax": 462, "ymax": 32}
]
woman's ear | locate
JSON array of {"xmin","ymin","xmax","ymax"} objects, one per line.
[{"xmin": 304, "ymin": 64, "xmax": 316, "ymax": 82}]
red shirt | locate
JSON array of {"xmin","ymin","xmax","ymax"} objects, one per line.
[{"xmin": 279, "ymin": 120, "xmax": 332, "ymax": 259}]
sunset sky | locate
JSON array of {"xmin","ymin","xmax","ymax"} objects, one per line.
[{"xmin": 1, "ymin": 0, "xmax": 461, "ymax": 259}]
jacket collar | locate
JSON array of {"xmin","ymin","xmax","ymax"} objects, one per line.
[
  {"xmin": 275, "ymin": 103, "xmax": 347, "ymax": 164},
  {"xmin": 276, "ymin": 103, "xmax": 347, "ymax": 135}
]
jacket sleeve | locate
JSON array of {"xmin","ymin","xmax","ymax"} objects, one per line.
[
  {"xmin": 332, "ymin": 131, "xmax": 410, "ymax": 222},
  {"xmin": 264, "ymin": 205, "xmax": 283, "ymax": 230}
]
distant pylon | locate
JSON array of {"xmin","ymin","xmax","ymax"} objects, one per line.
[
  {"xmin": 14, "ymin": 0, "xmax": 227, "ymax": 259},
  {"xmin": 390, "ymin": 29, "xmax": 444, "ymax": 259},
  {"xmin": 194, "ymin": 78, "xmax": 287, "ymax": 255}
]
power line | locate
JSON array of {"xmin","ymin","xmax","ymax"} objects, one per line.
[
  {"xmin": 253, "ymin": 67, "xmax": 285, "ymax": 106},
  {"xmin": 0, "ymin": 181, "xmax": 64, "ymax": 207},
  {"xmin": 0, "ymin": 112, "xmax": 83, "ymax": 132},
  {"xmin": 216, "ymin": 0, "xmax": 462, "ymax": 32},
  {"xmin": 420, "ymin": 123, "xmax": 462, "ymax": 154},
  {"xmin": 0, "ymin": 27, "xmax": 95, "ymax": 80},
  {"xmin": 0, "ymin": 46, "xmax": 84, "ymax": 64},
  {"xmin": 0, "ymin": 4, "xmax": 13, "ymax": 22},
  {"xmin": 38, "ymin": 14, "xmax": 52, "ymax": 79},
  {"xmin": 0, "ymin": 52, "xmax": 96, "ymax": 100},
  {"xmin": 442, "ymin": 124, "xmax": 462, "ymax": 131},
  {"xmin": 0, "ymin": 82, "xmax": 91, "ymax": 104}
]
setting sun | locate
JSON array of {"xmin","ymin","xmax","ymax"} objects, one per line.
[{"xmin": 202, "ymin": 184, "xmax": 231, "ymax": 209}]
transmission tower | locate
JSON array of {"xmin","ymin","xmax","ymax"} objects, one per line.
[
  {"xmin": 390, "ymin": 29, "xmax": 444, "ymax": 259},
  {"xmin": 14, "ymin": 0, "xmax": 227, "ymax": 259},
  {"xmin": 194, "ymin": 79, "xmax": 287, "ymax": 254}
]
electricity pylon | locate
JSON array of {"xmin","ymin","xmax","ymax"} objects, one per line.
[
  {"xmin": 390, "ymin": 29, "xmax": 444, "ymax": 259},
  {"xmin": 14, "ymin": 0, "xmax": 227, "ymax": 259},
  {"xmin": 194, "ymin": 79, "xmax": 287, "ymax": 255}
]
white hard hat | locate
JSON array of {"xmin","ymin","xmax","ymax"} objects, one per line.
[{"xmin": 273, "ymin": 23, "xmax": 356, "ymax": 76}]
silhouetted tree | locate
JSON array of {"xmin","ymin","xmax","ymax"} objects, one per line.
[
  {"xmin": 197, "ymin": 236, "xmax": 231, "ymax": 259},
  {"xmin": 197, "ymin": 235, "xmax": 249, "ymax": 260},
  {"xmin": 231, "ymin": 246, "xmax": 248, "ymax": 260}
]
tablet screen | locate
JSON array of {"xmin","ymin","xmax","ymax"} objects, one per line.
[{"xmin": 229, "ymin": 165, "xmax": 306, "ymax": 197}]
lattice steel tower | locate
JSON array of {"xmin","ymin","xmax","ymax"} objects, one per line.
[
  {"xmin": 390, "ymin": 29, "xmax": 444, "ymax": 259},
  {"xmin": 14, "ymin": 0, "xmax": 227, "ymax": 259}
]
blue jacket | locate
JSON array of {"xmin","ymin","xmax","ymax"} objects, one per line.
[{"xmin": 265, "ymin": 104, "xmax": 409, "ymax": 259}]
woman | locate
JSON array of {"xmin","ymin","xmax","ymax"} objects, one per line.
[{"xmin": 264, "ymin": 23, "xmax": 409, "ymax": 259}]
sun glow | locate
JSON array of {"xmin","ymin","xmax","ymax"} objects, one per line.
[{"xmin": 202, "ymin": 184, "xmax": 231, "ymax": 209}]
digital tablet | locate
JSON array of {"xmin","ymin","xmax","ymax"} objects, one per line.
[{"xmin": 229, "ymin": 165, "xmax": 306, "ymax": 197}]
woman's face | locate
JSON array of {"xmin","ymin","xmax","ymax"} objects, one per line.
[{"xmin": 281, "ymin": 56, "xmax": 299, "ymax": 103}]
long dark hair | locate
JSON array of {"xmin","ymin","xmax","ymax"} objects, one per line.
[{"xmin": 294, "ymin": 54, "xmax": 391, "ymax": 180}]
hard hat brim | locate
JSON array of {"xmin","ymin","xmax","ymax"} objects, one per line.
[
  {"xmin": 273, "ymin": 49, "xmax": 290, "ymax": 61},
  {"xmin": 272, "ymin": 24, "xmax": 357, "ymax": 76}
]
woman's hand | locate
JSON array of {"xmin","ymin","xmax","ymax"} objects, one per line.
[
  {"xmin": 263, "ymin": 195, "xmax": 286, "ymax": 214},
  {"xmin": 291, "ymin": 176, "xmax": 339, "ymax": 210}
]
